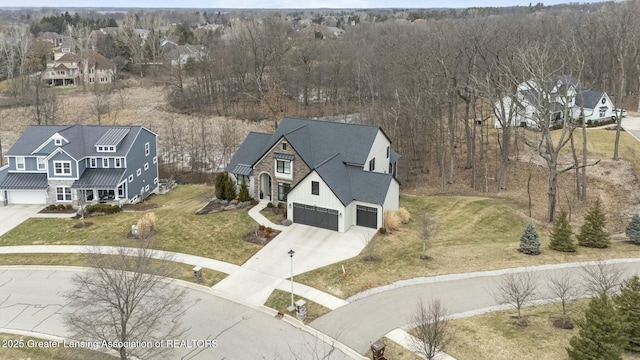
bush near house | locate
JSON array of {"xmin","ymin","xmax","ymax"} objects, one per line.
[
  {"xmin": 215, "ymin": 172, "xmax": 237, "ymax": 201},
  {"xmin": 238, "ymin": 178, "xmax": 251, "ymax": 202},
  {"xmin": 626, "ymin": 214, "xmax": 640, "ymax": 245},
  {"xmin": 86, "ymin": 204, "xmax": 121, "ymax": 214}
]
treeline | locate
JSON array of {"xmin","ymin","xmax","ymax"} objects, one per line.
[{"xmin": 29, "ymin": 12, "xmax": 118, "ymax": 36}]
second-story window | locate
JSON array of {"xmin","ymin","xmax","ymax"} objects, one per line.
[
  {"xmin": 102, "ymin": 158, "xmax": 109, "ymax": 168},
  {"xmin": 54, "ymin": 161, "xmax": 71, "ymax": 175},
  {"xmin": 115, "ymin": 158, "xmax": 122, "ymax": 168},
  {"xmin": 16, "ymin": 157, "xmax": 25, "ymax": 170},
  {"xmin": 276, "ymin": 160, "xmax": 291, "ymax": 174},
  {"xmin": 145, "ymin": 142, "xmax": 150, "ymax": 156},
  {"xmin": 37, "ymin": 157, "xmax": 46, "ymax": 171},
  {"xmin": 369, "ymin": 158, "xmax": 375, "ymax": 171},
  {"xmin": 90, "ymin": 158, "xmax": 97, "ymax": 168}
]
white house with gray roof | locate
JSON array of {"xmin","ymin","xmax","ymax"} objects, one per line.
[
  {"xmin": 0, "ymin": 125, "xmax": 158, "ymax": 206},
  {"xmin": 495, "ymin": 75, "xmax": 615, "ymax": 128},
  {"xmin": 227, "ymin": 117, "xmax": 400, "ymax": 232}
]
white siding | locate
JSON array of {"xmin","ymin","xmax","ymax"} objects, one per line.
[
  {"xmin": 383, "ymin": 179, "xmax": 400, "ymax": 211},
  {"xmin": 286, "ymin": 171, "xmax": 347, "ymax": 232},
  {"xmin": 347, "ymin": 200, "xmax": 383, "ymax": 230},
  {"xmin": 365, "ymin": 130, "xmax": 391, "ymax": 173}
]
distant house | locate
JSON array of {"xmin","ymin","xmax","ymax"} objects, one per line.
[
  {"xmin": 43, "ymin": 50, "xmax": 115, "ymax": 87},
  {"xmin": 37, "ymin": 32, "xmax": 64, "ymax": 47},
  {"xmin": 227, "ymin": 117, "xmax": 400, "ymax": 232},
  {"xmin": 495, "ymin": 75, "xmax": 615, "ymax": 128},
  {"xmin": 161, "ymin": 40, "xmax": 207, "ymax": 66},
  {"xmin": 0, "ymin": 125, "xmax": 158, "ymax": 206}
]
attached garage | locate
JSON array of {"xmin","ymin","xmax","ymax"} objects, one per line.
[
  {"xmin": 356, "ymin": 205, "xmax": 378, "ymax": 229},
  {"xmin": 7, "ymin": 190, "xmax": 47, "ymax": 204},
  {"xmin": 293, "ymin": 203, "xmax": 339, "ymax": 231}
]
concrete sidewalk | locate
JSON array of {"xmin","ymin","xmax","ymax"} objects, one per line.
[{"xmin": 247, "ymin": 201, "xmax": 288, "ymax": 231}]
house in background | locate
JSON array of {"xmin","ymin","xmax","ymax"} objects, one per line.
[
  {"xmin": 227, "ymin": 117, "xmax": 400, "ymax": 232},
  {"xmin": 494, "ymin": 75, "xmax": 615, "ymax": 128},
  {"xmin": 43, "ymin": 47, "xmax": 116, "ymax": 87},
  {"xmin": 0, "ymin": 125, "xmax": 158, "ymax": 206}
]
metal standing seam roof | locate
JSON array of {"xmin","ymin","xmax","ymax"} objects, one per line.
[
  {"xmin": 95, "ymin": 128, "xmax": 130, "ymax": 147},
  {"xmin": 273, "ymin": 153, "xmax": 295, "ymax": 161},
  {"xmin": 232, "ymin": 164, "xmax": 253, "ymax": 176},
  {"xmin": 71, "ymin": 168, "xmax": 126, "ymax": 189},
  {"xmin": 0, "ymin": 173, "xmax": 49, "ymax": 190}
]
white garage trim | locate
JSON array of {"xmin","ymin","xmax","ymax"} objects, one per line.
[{"xmin": 7, "ymin": 190, "xmax": 47, "ymax": 205}]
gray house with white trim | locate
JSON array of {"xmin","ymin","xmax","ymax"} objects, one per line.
[
  {"xmin": 0, "ymin": 125, "xmax": 158, "ymax": 206},
  {"xmin": 227, "ymin": 117, "xmax": 400, "ymax": 232}
]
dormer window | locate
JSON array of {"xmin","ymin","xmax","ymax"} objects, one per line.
[
  {"xmin": 16, "ymin": 157, "xmax": 25, "ymax": 170},
  {"xmin": 96, "ymin": 146, "xmax": 116, "ymax": 153},
  {"xmin": 54, "ymin": 139, "xmax": 62, "ymax": 146}
]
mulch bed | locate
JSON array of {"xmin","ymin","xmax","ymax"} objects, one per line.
[
  {"xmin": 243, "ymin": 228, "xmax": 281, "ymax": 245},
  {"xmin": 553, "ymin": 318, "xmax": 574, "ymax": 329},
  {"xmin": 39, "ymin": 207, "xmax": 76, "ymax": 214}
]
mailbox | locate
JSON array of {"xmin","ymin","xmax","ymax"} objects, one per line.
[
  {"xmin": 193, "ymin": 266, "xmax": 202, "ymax": 284},
  {"xmin": 371, "ymin": 340, "xmax": 386, "ymax": 360}
]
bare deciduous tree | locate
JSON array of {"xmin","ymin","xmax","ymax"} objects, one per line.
[
  {"xmin": 581, "ymin": 260, "xmax": 624, "ymax": 296},
  {"xmin": 420, "ymin": 214, "xmax": 434, "ymax": 260},
  {"xmin": 493, "ymin": 271, "xmax": 538, "ymax": 325},
  {"xmin": 547, "ymin": 271, "xmax": 579, "ymax": 329},
  {"xmin": 64, "ymin": 244, "xmax": 186, "ymax": 360},
  {"xmin": 411, "ymin": 299, "xmax": 450, "ymax": 360}
]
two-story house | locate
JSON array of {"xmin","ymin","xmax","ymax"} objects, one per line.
[
  {"xmin": 0, "ymin": 125, "xmax": 158, "ymax": 207},
  {"xmin": 227, "ymin": 117, "xmax": 400, "ymax": 232},
  {"xmin": 495, "ymin": 75, "xmax": 615, "ymax": 128},
  {"xmin": 43, "ymin": 50, "xmax": 115, "ymax": 87}
]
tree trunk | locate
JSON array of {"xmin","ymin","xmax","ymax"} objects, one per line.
[
  {"xmin": 613, "ymin": 63, "xmax": 625, "ymax": 160},
  {"xmin": 581, "ymin": 117, "xmax": 588, "ymax": 201},
  {"xmin": 497, "ymin": 127, "xmax": 511, "ymax": 191},
  {"xmin": 448, "ymin": 100, "xmax": 455, "ymax": 184},
  {"xmin": 464, "ymin": 98, "xmax": 472, "ymax": 169},
  {"xmin": 548, "ymin": 159, "xmax": 558, "ymax": 222},
  {"xmin": 569, "ymin": 131, "xmax": 580, "ymax": 200}
]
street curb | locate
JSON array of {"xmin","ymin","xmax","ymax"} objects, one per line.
[{"xmin": 0, "ymin": 328, "xmax": 123, "ymax": 358}]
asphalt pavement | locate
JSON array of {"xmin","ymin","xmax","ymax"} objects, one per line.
[
  {"xmin": 310, "ymin": 259, "xmax": 640, "ymax": 354},
  {"xmin": 0, "ymin": 267, "xmax": 354, "ymax": 360}
]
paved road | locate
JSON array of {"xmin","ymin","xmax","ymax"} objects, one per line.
[
  {"xmin": 310, "ymin": 259, "xmax": 640, "ymax": 354},
  {"xmin": 0, "ymin": 267, "xmax": 351, "ymax": 360}
]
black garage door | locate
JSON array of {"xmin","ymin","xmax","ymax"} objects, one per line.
[
  {"xmin": 356, "ymin": 205, "xmax": 378, "ymax": 229},
  {"xmin": 293, "ymin": 203, "xmax": 339, "ymax": 231}
]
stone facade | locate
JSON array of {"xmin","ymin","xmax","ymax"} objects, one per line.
[
  {"xmin": 253, "ymin": 137, "xmax": 311, "ymax": 205},
  {"xmin": 46, "ymin": 179, "xmax": 75, "ymax": 205}
]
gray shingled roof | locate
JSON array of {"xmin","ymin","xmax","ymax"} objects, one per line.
[
  {"xmin": 225, "ymin": 132, "xmax": 272, "ymax": 174},
  {"xmin": 575, "ymin": 90, "xmax": 604, "ymax": 109},
  {"xmin": 6, "ymin": 125, "xmax": 144, "ymax": 159},
  {"xmin": 0, "ymin": 173, "xmax": 48, "ymax": 189},
  {"xmin": 228, "ymin": 117, "xmax": 399, "ymax": 206},
  {"xmin": 72, "ymin": 168, "xmax": 126, "ymax": 189}
]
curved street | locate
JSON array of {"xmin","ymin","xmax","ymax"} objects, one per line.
[
  {"xmin": 0, "ymin": 266, "xmax": 349, "ymax": 360},
  {"xmin": 310, "ymin": 259, "xmax": 640, "ymax": 354}
]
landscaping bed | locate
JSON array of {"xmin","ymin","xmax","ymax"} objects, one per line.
[
  {"xmin": 195, "ymin": 198, "xmax": 253, "ymax": 214},
  {"xmin": 39, "ymin": 204, "xmax": 76, "ymax": 214},
  {"xmin": 243, "ymin": 225, "xmax": 281, "ymax": 245}
]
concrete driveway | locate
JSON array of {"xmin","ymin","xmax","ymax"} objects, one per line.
[
  {"xmin": 0, "ymin": 204, "xmax": 44, "ymax": 237},
  {"xmin": 0, "ymin": 267, "xmax": 350, "ymax": 360},
  {"xmin": 213, "ymin": 224, "xmax": 377, "ymax": 305},
  {"xmin": 622, "ymin": 115, "xmax": 640, "ymax": 141}
]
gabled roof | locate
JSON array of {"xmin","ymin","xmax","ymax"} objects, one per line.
[
  {"xmin": 575, "ymin": 90, "xmax": 605, "ymax": 109},
  {"xmin": 228, "ymin": 117, "xmax": 398, "ymax": 206},
  {"xmin": 7, "ymin": 125, "xmax": 148, "ymax": 159}
]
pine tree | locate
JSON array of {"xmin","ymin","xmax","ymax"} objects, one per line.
[
  {"xmin": 519, "ymin": 222, "xmax": 541, "ymax": 255},
  {"xmin": 626, "ymin": 214, "xmax": 640, "ymax": 245},
  {"xmin": 549, "ymin": 209, "xmax": 576, "ymax": 252},
  {"xmin": 614, "ymin": 276, "xmax": 640, "ymax": 352},
  {"xmin": 237, "ymin": 178, "xmax": 250, "ymax": 202},
  {"xmin": 224, "ymin": 174, "xmax": 236, "ymax": 200},
  {"xmin": 567, "ymin": 292, "xmax": 627, "ymax": 360},
  {"xmin": 577, "ymin": 198, "xmax": 610, "ymax": 248},
  {"xmin": 214, "ymin": 173, "xmax": 226, "ymax": 200}
]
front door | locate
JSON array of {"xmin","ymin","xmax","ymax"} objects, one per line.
[{"xmin": 260, "ymin": 173, "xmax": 272, "ymax": 200}]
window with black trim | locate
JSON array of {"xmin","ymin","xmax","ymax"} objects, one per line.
[
  {"xmin": 282, "ymin": 143, "xmax": 287, "ymax": 150},
  {"xmin": 387, "ymin": 146, "xmax": 390, "ymax": 158},
  {"xmin": 312, "ymin": 181, "xmax": 319, "ymax": 195},
  {"xmin": 369, "ymin": 158, "xmax": 375, "ymax": 171},
  {"xmin": 276, "ymin": 160, "xmax": 291, "ymax": 174}
]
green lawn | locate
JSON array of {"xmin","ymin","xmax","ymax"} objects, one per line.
[
  {"xmin": 0, "ymin": 185, "xmax": 261, "ymax": 265},
  {"xmin": 296, "ymin": 195, "xmax": 640, "ymax": 299}
]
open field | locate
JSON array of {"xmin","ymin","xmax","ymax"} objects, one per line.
[
  {"xmin": 0, "ymin": 333, "xmax": 115, "ymax": 360},
  {"xmin": 296, "ymin": 195, "xmax": 640, "ymax": 299},
  {"xmin": 0, "ymin": 185, "xmax": 261, "ymax": 265},
  {"xmin": 446, "ymin": 299, "xmax": 640, "ymax": 360}
]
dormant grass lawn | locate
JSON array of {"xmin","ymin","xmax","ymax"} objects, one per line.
[
  {"xmin": 0, "ymin": 185, "xmax": 261, "ymax": 265},
  {"xmin": 446, "ymin": 299, "xmax": 640, "ymax": 360},
  {"xmin": 556, "ymin": 129, "xmax": 640, "ymax": 172},
  {"xmin": 364, "ymin": 338, "xmax": 421, "ymax": 360},
  {"xmin": 296, "ymin": 195, "xmax": 640, "ymax": 299},
  {"xmin": 0, "ymin": 333, "xmax": 115, "ymax": 360},
  {"xmin": 0, "ymin": 253, "xmax": 227, "ymax": 287},
  {"xmin": 264, "ymin": 289, "xmax": 330, "ymax": 324}
]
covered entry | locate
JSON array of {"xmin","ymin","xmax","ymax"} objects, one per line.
[
  {"xmin": 293, "ymin": 203, "xmax": 338, "ymax": 231},
  {"xmin": 356, "ymin": 205, "xmax": 378, "ymax": 229}
]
